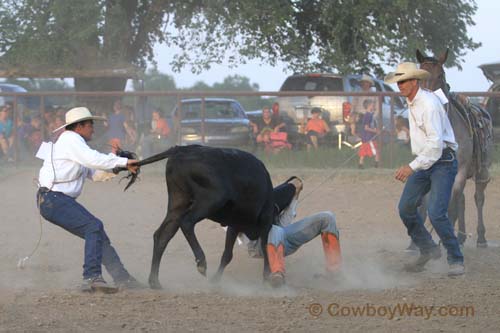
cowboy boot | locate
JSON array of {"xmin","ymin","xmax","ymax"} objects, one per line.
[
  {"xmin": 266, "ymin": 244, "xmax": 285, "ymax": 288},
  {"xmin": 321, "ymin": 232, "xmax": 342, "ymax": 273}
]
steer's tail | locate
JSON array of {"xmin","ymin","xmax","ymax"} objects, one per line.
[
  {"xmin": 136, "ymin": 145, "xmax": 182, "ymax": 167},
  {"xmin": 118, "ymin": 146, "xmax": 183, "ymax": 191}
]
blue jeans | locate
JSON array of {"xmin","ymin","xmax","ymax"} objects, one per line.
[
  {"xmin": 398, "ymin": 152, "xmax": 463, "ymax": 264},
  {"xmin": 268, "ymin": 211, "xmax": 339, "ymax": 256},
  {"xmin": 37, "ymin": 189, "xmax": 131, "ymax": 280}
]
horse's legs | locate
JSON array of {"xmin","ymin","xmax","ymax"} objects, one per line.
[
  {"xmin": 456, "ymin": 192, "xmax": 466, "ymax": 245},
  {"xmin": 449, "ymin": 171, "xmax": 467, "ymax": 244},
  {"xmin": 211, "ymin": 226, "xmax": 238, "ymax": 283},
  {"xmin": 475, "ymin": 179, "xmax": 489, "ymax": 247}
]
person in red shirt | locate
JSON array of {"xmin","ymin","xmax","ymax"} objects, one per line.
[
  {"xmin": 141, "ymin": 108, "xmax": 171, "ymax": 158},
  {"xmin": 304, "ymin": 108, "xmax": 330, "ymax": 150}
]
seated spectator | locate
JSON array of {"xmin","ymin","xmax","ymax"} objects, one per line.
[
  {"xmin": 43, "ymin": 110, "xmax": 55, "ymax": 132},
  {"xmin": 50, "ymin": 115, "xmax": 65, "ymax": 142},
  {"xmin": 28, "ymin": 116, "xmax": 43, "ymax": 153},
  {"xmin": 358, "ymin": 99, "xmax": 380, "ymax": 168},
  {"xmin": 0, "ymin": 105, "xmax": 14, "ymax": 161},
  {"xmin": 346, "ymin": 111, "xmax": 363, "ymax": 144},
  {"xmin": 395, "ymin": 116, "xmax": 410, "ymax": 146},
  {"xmin": 250, "ymin": 106, "xmax": 285, "ymax": 145},
  {"xmin": 304, "ymin": 107, "xmax": 330, "ymax": 151},
  {"xmin": 141, "ymin": 108, "xmax": 170, "ymax": 158},
  {"xmin": 17, "ymin": 115, "xmax": 33, "ymax": 157}
]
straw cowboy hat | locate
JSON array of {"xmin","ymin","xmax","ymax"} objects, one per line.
[
  {"xmin": 53, "ymin": 107, "xmax": 106, "ymax": 132},
  {"xmin": 384, "ymin": 62, "xmax": 430, "ymax": 84},
  {"xmin": 359, "ymin": 74, "xmax": 374, "ymax": 85}
]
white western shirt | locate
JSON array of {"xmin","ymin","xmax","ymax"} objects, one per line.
[
  {"xmin": 407, "ymin": 88, "xmax": 458, "ymax": 171},
  {"xmin": 38, "ymin": 130, "xmax": 128, "ymax": 198}
]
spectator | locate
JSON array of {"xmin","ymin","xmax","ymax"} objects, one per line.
[
  {"xmin": 351, "ymin": 74, "xmax": 379, "ymax": 115},
  {"xmin": 106, "ymin": 100, "xmax": 127, "ymax": 153},
  {"xmin": 358, "ymin": 99, "xmax": 380, "ymax": 168},
  {"xmin": 346, "ymin": 111, "xmax": 363, "ymax": 144},
  {"xmin": 121, "ymin": 105, "xmax": 137, "ymax": 148},
  {"xmin": 17, "ymin": 115, "xmax": 33, "ymax": 157},
  {"xmin": 0, "ymin": 105, "xmax": 14, "ymax": 161},
  {"xmin": 51, "ymin": 115, "xmax": 65, "ymax": 142},
  {"xmin": 304, "ymin": 107, "xmax": 330, "ymax": 151},
  {"xmin": 43, "ymin": 110, "xmax": 55, "ymax": 132},
  {"xmin": 28, "ymin": 116, "xmax": 43, "ymax": 152},
  {"xmin": 250, "ymin": 106, "xmax": 284, "ymax": 144},
  {"xmin": 271, "ymin": 102, "xmax": 286, "ymax": 131},
  {"xmin": 141, "ymin": 108, "xmax": 170, "ymax": 158},
  {"xmin": 395, "ymin": 116, "xmax": 410, "ymax": 146}
]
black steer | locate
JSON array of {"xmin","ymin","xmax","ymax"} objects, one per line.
[{"xmin": 124, "ymin": 145, "xmax": 275, "ymax": 289}]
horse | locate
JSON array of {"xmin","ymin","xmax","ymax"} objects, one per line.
[{"xmin": 416, "ymin": 49, "xmax": 493, "ymax": 247}]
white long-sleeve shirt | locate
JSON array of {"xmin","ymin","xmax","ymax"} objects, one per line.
[
  {"xmin": 407, "ymin": 88, "xmax": 458, "ymax": 171},
  {"xmin": 38, "ymin": 130, "xmax": 128, "ymax": 198}
]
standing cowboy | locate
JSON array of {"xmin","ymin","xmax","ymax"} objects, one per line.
[
  {"xmin": 385, "ymin": 62, "xmax": 464, "ymax": 276},
  {"xmin": 37, "ymin": 107, "xmax": 141, "ymax": 292}
]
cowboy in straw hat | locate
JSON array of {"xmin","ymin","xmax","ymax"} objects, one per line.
[
  {"xmin": 359, "ymin": 74, "xmax": 374, "ymax": 86},
  {"xmin": 384, "ymin": 62, "xmax": 430, "ymax": 84},
  {"xmin": 36, "ymin": 106, "xmax": 143, "ymax": 293},
  {"xmin": 351, "ymin": 73, "xmax": 378, "ymax": 123},
  {"xmin": 52, "ymin": 107, "xmax": 106, "ymax": 132},
  {"xmin": 385, "ymin": 62, "xmax": 464, "ymax": 277}
]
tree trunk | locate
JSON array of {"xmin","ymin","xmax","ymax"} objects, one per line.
[{"xmin": 73, "ymin": 76, "xmax": 128, "ymax": 114}]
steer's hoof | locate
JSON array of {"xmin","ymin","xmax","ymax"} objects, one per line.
[
  {"xmin": 197, "ymin": 264, "xmax": 207, "ymax": 277},
  {"xmin": 477, "ymin": 241, "xmax": 488, "ymax": 248},
  {"xmin": 149, "ymin": 280, "xmax": 163, "ymax": 290},
  {"xmin": 209, "ymin": 275, "xmax": 221, "ymax": 284}
]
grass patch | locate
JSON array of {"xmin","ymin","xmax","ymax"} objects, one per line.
[{"xmin": 251, "ymin": 141, "xmax": 500, "ymax": 176}]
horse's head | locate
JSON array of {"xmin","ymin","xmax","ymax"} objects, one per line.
[{"xmin": 416, "ymin": 49, "xmax": 449, "ymax": 94}]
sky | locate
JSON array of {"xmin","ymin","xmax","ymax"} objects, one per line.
[{"xmin": 152, "ymin": 0, "xmax": 500, "ymax": 92}]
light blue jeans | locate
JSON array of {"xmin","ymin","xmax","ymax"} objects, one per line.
[
  {"xmin": 398, "ymin": 150, "xmax": 463, "ymax": 264},
  {"xmin": 249, "ymin": 211, "xmax": 338, "ymax": 257}
]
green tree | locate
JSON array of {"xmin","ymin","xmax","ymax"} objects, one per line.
[
  {"xmin": 133, "ymin": 68, "xmax": 176, "ymax": 92},
  {"xmin": 187, "ymin": 75, "xmax": 268, "ymax": 111},
  {"xmin": 132, "ymin": 68, "xmax": 177, "ymax": 112},
  {"xmin": 0, "ymin": 0, "xmax": 480, "ymax": 89}
]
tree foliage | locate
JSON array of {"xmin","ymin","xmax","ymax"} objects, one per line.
[
  {"xmin": 0, "ymin": 0, "xmax": 480, "ymax": 85},
  {"xmin": 187, "ymin": 74, "xmax": 268, "ymax": 111}
]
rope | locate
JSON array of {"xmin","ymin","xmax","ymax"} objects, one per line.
[
  {"xmin": 18, "ymin": 143, "xmax": 56, "ymax": 269},
  {"xmin": 17, "ymin": 189, "xmax": 44, "ymax": 269},
  {"xmin": 298, "ymin": 132, "xmax": 381, "ymax": 204}
]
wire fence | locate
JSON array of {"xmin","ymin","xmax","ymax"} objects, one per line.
[{"xmin": 1, "ymin": 90, "xmax": 499, "ymax": 169}]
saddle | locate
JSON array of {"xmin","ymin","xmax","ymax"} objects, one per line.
[{"xmin": 448, "ymin": 93, "xmax": 493, "ymax": 175}]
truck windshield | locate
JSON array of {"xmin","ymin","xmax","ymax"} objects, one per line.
[{"xmin": 280, "ymin": 76, "xmax": 343, "ymax": 92}]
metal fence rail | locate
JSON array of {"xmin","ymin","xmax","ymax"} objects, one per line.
[{"xmin": 1, "ymin": 90, "xmax": 499, "ymax": 168}]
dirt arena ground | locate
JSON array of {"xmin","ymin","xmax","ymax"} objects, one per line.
[{"xmin": 1, "ymin": 164, "xmax": 500, "ymax": 332}]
